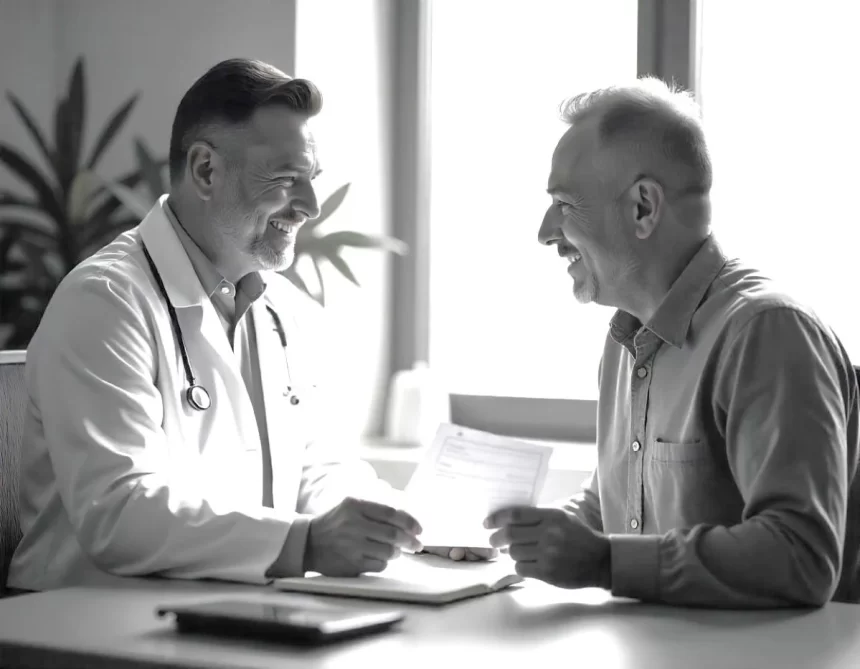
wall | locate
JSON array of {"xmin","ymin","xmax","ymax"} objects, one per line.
[
  {"xmin": 0, "ymin": 0, "xmax": 58, "ymax": 193},
  {"xmin": 52, "ymin": 0, "xmax": 296, "ymax": 180}
]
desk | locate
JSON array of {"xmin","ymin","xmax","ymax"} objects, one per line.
[{"xmin": 1, "ymin": 579, "xmax": 859, "ymax": 669}]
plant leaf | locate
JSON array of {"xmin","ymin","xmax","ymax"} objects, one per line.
[
  {"xmin": 78, "ymin": 216, "xmax": 137, "ymax": 256},
  {"xmin": 67, "ymin": 170, "xmax": 104, "ymax": 224},
  {"xmin": 318, "ymin": 230, "xmax": 408, "ymax": 254},
  {"xmin": 6, "ymin": 92, "xmax": 56, "ymax": 176},
  {"xmin": 87, "ymin": 165, "xmax": 147, "ymax": 222},
  {"xmin": 281, "ymin": 266, "xmax": 314, "ymax": 300},
  {"xmin": 0, "ymin": 305, "xmax": 43, "ymax": 347},
  {"xmin": 96, "ymin": 175, "xmax": 152, "ymax": 219},
  {"xmin": 0, "ymin": 286, "xmax": 52, "ymax": 346},
  {"xmin": 85, "ymin": 93, "xmax": 139, "ymax": 170},
  {"xmin": 312, "ymin": 258, "xmax": 326, "ymax": 307},
  {"xmin": 304, "ymin": 182, "xmax": 350, "ymax": 232},
  {"xmin": 11, "ymin": 235, "xmax": 61, "ymax": 283},
  {"xmin": 53, "ymin": 99, "xmax": 73, "ymax": 194},
  {"xmin": 0, "ymin": 189, "xmax": 40, "ymax": 211},
  {"xmin": 0, "ymin": 142, "xmax": 64, "ymax": 223},
  {"xmin": 0, "ymin": 228, "xmax": 22, "ymax": 268},
  {"xmin": 0, "ymin": 219, "xmax": 56, "ymax": 248},
  {"xmin": 134, "ymin": 137, "xmax": 167, "ymax": 202},
  {"xmin": 326, "ymin": 253, "xmax": 360, "ymax": 287},
  {"xmin": 58, "ymin": 57, "xmax": 86, "ymax": 190}
]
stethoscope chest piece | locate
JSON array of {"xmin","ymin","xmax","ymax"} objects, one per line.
[
  {"xmin": 143, "ymin": 241, "xmax": 297, "ymax": 414},
  {"xmin": 187, "ymin": 384, "xmax": 212, "ymax": 411}
]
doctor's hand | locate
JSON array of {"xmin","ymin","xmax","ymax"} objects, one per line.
[
  {"xmin": 421, "ymin": 546, "xmax": 499, "ymax": 561},
  {"xmin": 304, "ymin": 497, "xmax": 423, "ymax": 577},
  {"xmin": 485, "ymin": 506, "xmax": 612, "ymax": 590}
]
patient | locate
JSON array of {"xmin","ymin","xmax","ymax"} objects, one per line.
[{"xmin": 486, "ymin": 77, "xmax": 860, "ymax": 607}]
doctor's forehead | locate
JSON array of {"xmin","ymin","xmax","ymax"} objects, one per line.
[{"xmin": 243, "ymin": 106, "xmax": 319, "ymax": 170}]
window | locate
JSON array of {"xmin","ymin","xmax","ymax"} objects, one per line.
[
  {"xmin": 428, "ymin": 0, "xmax": 638, "ymax": 402},
  {"xmin": 699, "ymin": 0, "xmax": 860, "ymax": 360}
]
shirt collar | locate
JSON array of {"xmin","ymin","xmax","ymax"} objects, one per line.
[
  {"xmin": 163, "ymin": 201, "xmax": 266, "ymax": 303},
  {"xmin": 609, "ymin": 235, "xmax": 728, "ymax": 349}
]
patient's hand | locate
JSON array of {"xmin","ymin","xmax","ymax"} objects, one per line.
[{"xmin": 422, "ymin": 546, "xmax": 499, "ymax": 561}]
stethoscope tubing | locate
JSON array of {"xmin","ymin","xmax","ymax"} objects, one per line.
[{"xmin": 141, "ymin": 242, "xmax": 295, "ymax": 411}]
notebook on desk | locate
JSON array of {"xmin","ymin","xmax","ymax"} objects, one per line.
[{"xmin": 272, "ymin": 553, "xmax": 523, "ymax": 605}]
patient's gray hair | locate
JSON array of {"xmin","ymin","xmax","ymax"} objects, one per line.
[{"xmin": 559, "ymin": 77, "xmax": 712, "ymax": 198}]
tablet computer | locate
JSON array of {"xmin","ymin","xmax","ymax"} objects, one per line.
[{"xmin": 156, "ymin": 599, "xmax": 405, "ymax": 645}]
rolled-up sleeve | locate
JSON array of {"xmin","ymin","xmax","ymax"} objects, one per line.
[{"xmin": 611, "ymin": 308, "xmax": 853, "ymax": 607}]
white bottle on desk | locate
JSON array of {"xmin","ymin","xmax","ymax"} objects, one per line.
[{"xmin": 385, "ymin": 361, "xmax": 450, "ymax": 448}]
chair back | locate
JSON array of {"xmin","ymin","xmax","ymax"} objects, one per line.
[{"xmin": 0, "ymin": 351, "xmax": 26, "ymax": 595}]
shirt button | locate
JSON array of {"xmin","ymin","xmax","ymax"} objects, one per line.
[
  {"xmin": 630, "ymin": 518, "xmax": 639, "ymax": 530},
  {"xmin": 219, "ymin": 285, "xmax": 231, "ymax": 295},
  {"xmin": 631, "ymin": 440, "xmax": 641, "ymax": 452},
  {"xmin": 637, "ymin": 367, "xmax": 648, "ymax": 378}
]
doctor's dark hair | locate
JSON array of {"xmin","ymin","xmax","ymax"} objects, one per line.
[{"xmin": 168, "ymin": 58, "xmax": 323, "ymax": 185}]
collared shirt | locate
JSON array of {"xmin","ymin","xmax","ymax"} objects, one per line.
[
  {"xmin": 163, "ymin": 203, "xmax": 275, "ymax": 507},
  {"xmin": 564, "ymin": 235, "xmax": 860, "ymax": 606}
]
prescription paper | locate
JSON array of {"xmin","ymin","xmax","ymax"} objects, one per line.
[{"xmin": 403, "ymin": 423, "xmax": 553, "ymax": 548}]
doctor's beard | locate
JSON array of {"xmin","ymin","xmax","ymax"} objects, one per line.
[
  {"xmin": 248, "ymin": 227, "xmax": 297, "ymax": 272},
  {"xmin": 216, "ymin": 199, "xmax": 298, "ymax": 274}
]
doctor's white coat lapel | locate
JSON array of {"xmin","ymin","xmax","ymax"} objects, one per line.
[{"xmin": 137, "ymin": 197, "xmax": 263, "ymax": 463}]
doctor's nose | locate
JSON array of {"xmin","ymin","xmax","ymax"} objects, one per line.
[{"xmin": 538, "ymin": 206, "xmax": 562, "ymax": 246}]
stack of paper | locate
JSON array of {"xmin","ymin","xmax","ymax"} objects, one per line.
[{"xmin": 273, "ymin": 553, "xmax": 523, "ymax": 605}]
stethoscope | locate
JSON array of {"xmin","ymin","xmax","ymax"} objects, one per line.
[{"xmin": 141, "ymin": 243, "xmax": 300, "ymax": 412}]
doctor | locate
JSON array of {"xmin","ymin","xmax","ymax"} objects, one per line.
[{"xmin": 7, "ymin": 58, "xmax": 482, "ymax": 592}]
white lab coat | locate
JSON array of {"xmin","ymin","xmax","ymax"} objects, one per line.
[{"xmin": 8, "ymin": 198, "xmax": 387, "ymax": 591}]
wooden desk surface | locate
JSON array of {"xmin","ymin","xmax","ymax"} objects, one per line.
[{"xmin": 1, "ymin": 578, "xmax": 859, "ymax": 669}]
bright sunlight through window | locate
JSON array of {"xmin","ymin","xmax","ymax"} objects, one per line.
[
  {"xmin": 699, "ymin": 0, "xmax": 860, "ymax": 362},
  {"xmin": 428, "ymin": 0, "xmax": 638, "ymax": 400}
]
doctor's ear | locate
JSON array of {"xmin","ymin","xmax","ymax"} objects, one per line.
[{"xmin": 186, "ymin": 141, "xmax": 225, "ymax": 201}]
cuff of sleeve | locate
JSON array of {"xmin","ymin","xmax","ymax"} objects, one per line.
[
  {"xmin": 609, "ymin": 533, "xmax": 661, "ymax": 601},
  {"xmin": 266, "ymin": 515, "xmax": 313, "ymax": 579}
]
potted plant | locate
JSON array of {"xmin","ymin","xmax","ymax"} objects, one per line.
[{"xmin": 0, "ymin": 57, "xmax": 158, "ymax": 347}]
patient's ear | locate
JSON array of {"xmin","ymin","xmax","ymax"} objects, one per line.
[{"xmin": 625, "ymin": 178, "xmax": 664, "ymax": 240}]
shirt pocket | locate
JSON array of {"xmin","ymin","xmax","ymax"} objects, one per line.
[
  {"xmin": 645, "ymin": 438, "xmax": 732, "ymax": 530},
  {"xmin": 650, "ymin": 438, "xmax": 712, "ymax": 465}
]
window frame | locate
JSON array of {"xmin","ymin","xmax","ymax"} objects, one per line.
[{"xmin": 387, "ymin": 0, "xmax": 700, "ymax": 441}]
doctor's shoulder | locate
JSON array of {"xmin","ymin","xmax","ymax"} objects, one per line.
[{"xmin": 33, "ymin": 229, "xmax": 154, "ymax": 345}]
